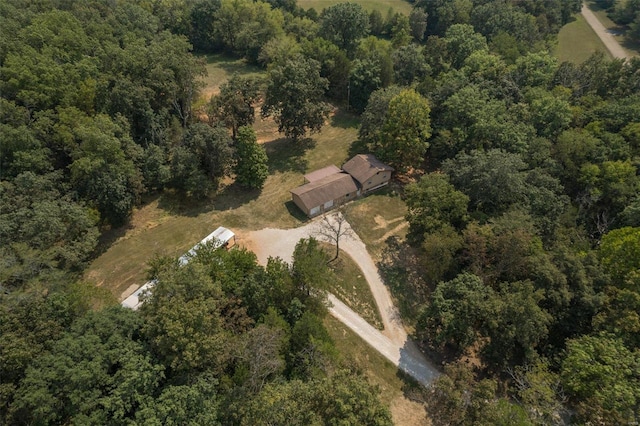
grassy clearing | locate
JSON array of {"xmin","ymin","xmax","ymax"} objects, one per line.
[
  {"xmin": 87, "ymin": 58, "xmax": 360, "ymax": 298},
  {"xmin": 343, "ymin": 188, "xmax": 408, "ymax": 260},
  {"xmin": 198, "ymin": 53, "xmax": 264, "ymax": 102},
  {"xmin": 298, "ymin": 0, "xmax": 413, "ymax": 15},
  {"xmin": 320, "ymin": 244, "xmax": 384, "ymax": 329},
  {"xmin": 324, "ymin": 315, "xmax": 427, "ymax": 426},
  {"xmin": 555, "ymin": 14, "xmax": 612, "ymax": 63}
]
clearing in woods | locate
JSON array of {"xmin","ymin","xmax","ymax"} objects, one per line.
[
  {"xmin": 555, "ymin": 13, "xmax": 612, "ymax": 63},
  {"xmin": 298, "ymin": 0, "xmax": 413, "ymax": 15}
]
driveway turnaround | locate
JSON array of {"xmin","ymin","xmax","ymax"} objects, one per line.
[
  {"xmin": 247, "ymin": 213, "xmax": 440, "ymax": 387},
  {"xmin": 581, "ymin": 3, "xmax": 630, "ymax": 60}
]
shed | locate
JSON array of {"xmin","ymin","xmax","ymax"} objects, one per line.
[
  {"xmin": 121, "ymin": 280, "xmax": 156, "ymax": 310},
  {"xmin": 291, "ymin": 172, "xmax": 359, "ymax": 217},
  {"xmin": 342, "ymin": 154, "xmax": 394, "ymax": 193}
]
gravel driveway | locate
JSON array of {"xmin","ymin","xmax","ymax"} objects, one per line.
[
  {"xmin": 246, "ymin": 213, "xmax": 440, "ymax": 386},
  {"xmin": 581, "ymin": 3, "xmax": 630, "ymax": 60}
]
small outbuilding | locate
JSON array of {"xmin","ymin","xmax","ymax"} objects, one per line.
[
  {"xmin": 342, "ymin": 154, "xmax": 394, "ymax": 193},
  {"xmin": 291, "ymin": 172, "xmax": 359, "ymax": 217}
]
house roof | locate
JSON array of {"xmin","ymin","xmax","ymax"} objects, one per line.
[
  {"xmin": 342, "ymin": 154, "xmax": 394, "ymax": 184},
  {"xmin": 291, "ymin": 172, "xmax": 358, "ymax": 211},
  {"xmin": 304, "ymin": 165, "xmax": 341, "ymax": 183}
]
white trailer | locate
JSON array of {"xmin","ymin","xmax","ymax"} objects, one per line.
[{"xmin": 121, "ymin": 227, "xmax": 235, "ymax": 310}]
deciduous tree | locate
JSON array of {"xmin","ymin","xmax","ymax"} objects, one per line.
[
  {"xmin": 262, "ymin": 56, "xmax": 330, "ymax": 141},
  {"xmin": 234, "ymin": 126, "xmax": 269, "ymax": 189}
]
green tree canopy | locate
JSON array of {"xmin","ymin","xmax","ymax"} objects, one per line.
[
  {"xmin": 370, "ymin": 89, "xmax": 432, "ymax": 172},
  {"xmin": 318, "ymin": 2, "xmax": 370, "ymax": 56},
  {"xmin": 234, "ymin": 126, "xmax": 269, "ymax": 189},
  {"xmin": 262, "ymin": 56, "xmax": 330, "ymax": 141}
]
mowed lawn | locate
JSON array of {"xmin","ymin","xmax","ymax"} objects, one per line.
[
  {"xmin": 555, "ymin": 13, "xmax": 612, "ymax": 63},
  {"xmin": 298, "ymin": 0, "xmax": 413, "ymax": 15}
]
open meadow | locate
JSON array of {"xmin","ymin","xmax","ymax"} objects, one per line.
[
  {"xmin": 555, "ymin": 13, "xmax": 612, "ymax": 63},
  {"xmin": 298, "ymin": 0, "xmax": 413, "ymax": 15}
]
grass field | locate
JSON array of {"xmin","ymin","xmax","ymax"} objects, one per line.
[
  {"xmin": 199, "ymin": 53, "xmax": 263, "ymax": 100},
  {"xmin": 344, "ymin": 189, "xmax": 408, "ymax": 259},
  {"xmin": 324, "ymin": 315, "xmax": 428, "ymax": 425},
  {"xmin": 322, "ymin": 245, "xmax": 384, "ymax": 329},
  {"xmin": 298, "ymin": 0, "xmax": 413, "ymax": 15},
  {"xmin": 555, "ymin": 14, "xmax": 612, "ymax": 63}
]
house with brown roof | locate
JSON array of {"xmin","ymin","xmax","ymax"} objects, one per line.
[
  {"xmin": 290, "ymin": 154, "xmax": 393, "ymax": 218},
  {"xmin": 342, "ymin": 154, "xmax": 394, "ymax": 193},
  {"xmin": 291, "ymin": 172, "xmax": 359, "ymax": 217}
]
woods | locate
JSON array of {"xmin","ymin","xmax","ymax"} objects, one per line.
[{"xmin": 1, "ymin": 0, "xmax": 639, "ymax": 424}]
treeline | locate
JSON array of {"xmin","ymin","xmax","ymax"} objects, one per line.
[
  {"xmin": 358, "ymin": 3, "xmax": 639, "ymax": 426},
  {"xmin": 1, "ymin": 0, "xmax": 639, "ymax": 424}
]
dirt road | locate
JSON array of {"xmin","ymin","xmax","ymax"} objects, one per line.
[
  {"xmin": 246, "ymin": 213, "xmax": 440, "ymax": 387},
  {"xmin": 581, "ymin": 3, "xmax": 630, "ymax": 60}
]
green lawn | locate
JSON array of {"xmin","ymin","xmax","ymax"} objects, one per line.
[
  {"xmin": 555, "ymin": 14, "xmax": 612, "ymax": 63},
  {"xmin": 298, "ymin": 0, "xmax": 413, "ymax": 15}
]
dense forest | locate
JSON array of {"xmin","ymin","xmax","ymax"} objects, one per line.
[{"xmin": 1, "ymin": 0, "xmax": 639, "ymax": 424}]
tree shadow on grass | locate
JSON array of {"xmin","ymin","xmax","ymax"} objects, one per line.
[
  {"xmin": 347, "ymin": 138, "xmax": 370, "ymax": 160},
  {"xmin": 156, "ymin": 183, "xmax": 261, "ymax": 217},
  {"xmin": 264, "ymin": 137, "xmax": 314, "ymax": 174},
  {"xmin": 330, "ymin": 107, "xmax": 360, "ymax": 129}
]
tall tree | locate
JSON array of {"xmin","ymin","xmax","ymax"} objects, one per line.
[
  {"xmin": 561, "ymin": 334, "xmax": 640, "ymax": 425},
  {"xmin": 209, "ymin": 74, "xmax": 263, "ymax": 138},
  {"xmin": 370, "ymin": 89, "xmax": 432, "ymax": 172},
  {"xmin": 234, "ymin": 126, "xmax": 269, "ymax": 189},
  {"xmin": 404, "ymin": 172, "xmax": 469, "ymax": 241},
  {"xmin": 262, "ymin": 56, "xmax": 330, "ymax": 141},
  {"xmin": 171, "ymin": 123, "xmax": 234, "ymax": 198},
  {"xmin": 318, "ymin": 2, "xmax": 370, "ymax": 56}
]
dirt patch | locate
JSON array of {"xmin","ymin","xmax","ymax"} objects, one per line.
[
  {"xmin": 375, "ymin": 222, "xmax": 408, "ymax": 244},
  {"xmin": 390, "ymin": 396, "xmax": 429, "ymax": 426}
]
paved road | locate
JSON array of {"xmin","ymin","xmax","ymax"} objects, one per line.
[
  {"xmin": 247, "ymin": 213, "xmax": 440, "ymax": 387},
  {"xmin": 581, "ymin": 3, "xmax": 630, "ymax": 60}
]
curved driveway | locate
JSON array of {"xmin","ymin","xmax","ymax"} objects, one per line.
[
  {"xmin": 581, "ymin": 3, "xmax": 630, "ymax": 60},
  {"xmin": 247, "ymin": 213, "xmax": 440, "ymax": 386}
]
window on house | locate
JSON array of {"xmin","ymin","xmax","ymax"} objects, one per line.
[
  {"xmin": 368, "ymin": 181, "xmax": 372, "ymax": 185},
  {"xmin": 346, "ymin": 193, "xmax": 350, "ymax": 197}
]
